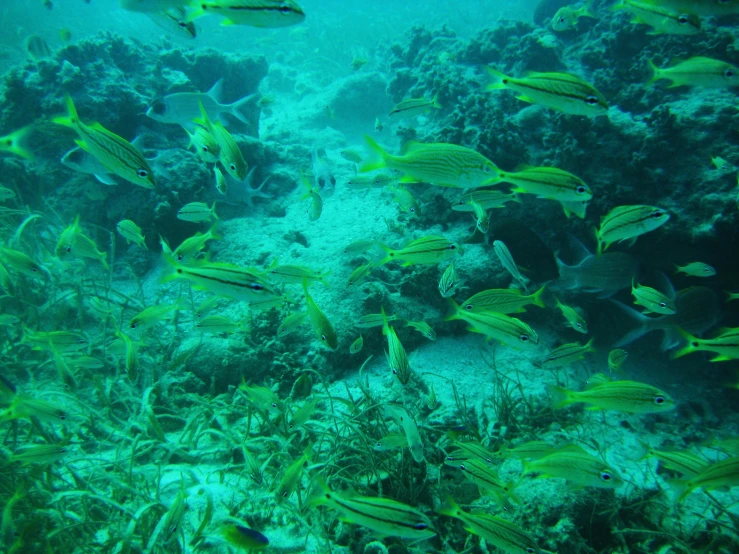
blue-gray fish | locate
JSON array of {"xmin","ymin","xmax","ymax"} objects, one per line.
[{"xmin": 25, "ymin": 35, "xmax": 52, "ymax": 61}]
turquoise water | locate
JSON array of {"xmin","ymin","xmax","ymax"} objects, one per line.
[{"xmin": 1, "ymin": 1, "xmax": 738, "ymax": 553}]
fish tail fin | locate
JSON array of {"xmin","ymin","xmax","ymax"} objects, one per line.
[
  {"xmin": 159, "ymin": 252, "xmax": 180, "ymax": 284},
  {"xmin": 505, "ymin": 483, "xmax": 522, "ymax": 505},
  {"xmin": 581, "ymin": 0, "xmax": 596, "ymax": 18},
  {"xmin": 668, "ymin": 478, "xmax": 690, "ymax": 503},
  {"xmin": 547, "ymin": 384, "xmax": 573, "ymax": 409},
  {"xmin": 159, "ymin": 235, "xmax": 172, "ymax": 256},
  {"xmin": 306, "ymin": 475, "xmax": 332, "ymax": 508},
  {"xmin": 211, "ymin": 201, "xmax": 219, "ymax": 220},
  {"xmin": 531, "ymin": 284, "xmax": 547, "ymax": 308},
  {"xmin": 436, "ymin": 495, "xmax": 462, "ymax": 518},
  {"xmin": 594, "ymin": 227, "xmax": 604, "ymax": 255},
  {"xmin": 52, "ymin": 95, "xmax": 79, "ymax": 129},
  {"xmin": 671, "ymin": 329, "xmax": 699, "ymax": 359},
  {"xmin": 360, "ymin": 135, "xmax": 389, "ymax": 173},
  {"xmin": 206, "ymin": 222, "xmax": 221, "ymax": 241},
  {"xmin": 229, "ymin": 93, "xmax": 257, "ymax": 125},
  {"xmin": 585, "ymin": 336, "xmax": 596, "ymax": 353},
  {"xmin": 431, "ymin": 93, "xmax": 442, "ymax": 109},
  {"xmin": 633, "ymin": 438, "xmax": 651, "ymax": 461},
  {"xmin": 1, "ymin": 125, "xmax": 34, "ymax": 160},
  {"xmin": 376, "ymin": 242, "xmax": 394, "ymax": 266},
  {"xmin": 645, "ymin": 59, "xmax": 661, "ymax": 85},
  {"xmin": 444, "ymin": 298, "xmax": 461, "ymax": 322},
  {"xmin": 609, "ymin": 300, "xmax": 653, "ymax": 347},
  {"xmin": 485, "ymin": 67, "xmax": 510, "ymax": 91}
]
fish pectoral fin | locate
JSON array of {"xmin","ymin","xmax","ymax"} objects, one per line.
[
  {"xmin": 514, "ymin": 95, "xmax": 534, "ymax": 103},
  {"xmin": 710, "ymin": 355, "xmax": 732, "ymax": 362}
]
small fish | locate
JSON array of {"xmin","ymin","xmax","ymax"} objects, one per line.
[
  {"xmin": 268, "ymin": 261, "xmax": 329, "ymax": 286},
  {"xmin": 670, "ymin": 456, "xmax": 739, "ymax": 502},
  {"xmin": 275, "ymin": 444, "xmax": 312, "ymax": 502},
  {"xmin": 675, "ymin": 262, "xmax": 716, "ymax": 277},
  {"xmin": 549, "ymin": 378, "xmax": 675, "ymax": 413},
  {"xmin": 350, "ymin": 56, "xmax": 368, "ymax": 71},
  {"xmin": 552, "ymin": 1, "xmax": 596, "ymax": 32},
  {"xmin": 647, "ymin": 57, "xmax": 738, "ymax": 88},
  {"xmin": 0, "ymin": 247, "xmax": 44, "ymax": 278},
  {"xmin": 711, "ymin": 156, "xmax": 736, "ymax": 173},
  {"xmin": 25, "ymin": 35, "xmax": 52, "ymax": 61},
  {"xmin": 196, "ymin": 101, "xmax": 248, "ymax": 180},
  {"xmin": 277, "ymin": 312, "xmax": 308, "ymax": 338},
  {"xmin": 446, "ymin": 299, "xmax": 539, "ymax": 351},
  {"xmin": 444, "ymin": 441, "xmax": 498, "ymax": 467},
  {"xmin": 53, "ymin": 96, "xmax": 155, "ymax": 189},
  {"xmin": 438, "ymin": 51, "xmax": 454, "ymax": 64},
  {"xmin": 239, "ymin": 381, "xmax": 282, "ymax": 412},
  {"xmin": 406, "ymin": 320, "xmax": 436, "ymax": 341},
  {"xmin": 673, "ymin": 327, "xmax": 739, "ymax": 362},
  {"xmin": 492, "ymin": 440, "xmax": 555, "ymax": 461},
  {"xmin": 177, "ymin": 201, "xmax": 218, "ymax": 222},
  {"xmin": 5, "ymin": 396, "xmax": 68, "ymax": 424},
  {"xmin": 438, "ymin": 262, "xmax": 462, "ymax": 298},
  {"xmin": 390, "ymin": 185, "xmax": 419, "ymax": 215},
  {"xmin": 308, "ymin": 477, "xmax": 435, "ymax": 539},
  {"xmin": 374, "ymin": 117, "xmax": 383, "ymax": 132},
  {"xmin": 116, "ymin": 219, "xmax": 146, "ymax": 249},
  {"xmin": 301, "ymin": 175, "xmax": 323, "ymax": 221},
  {"xmin": 195, "ymin": 315, "xmax": 246, "ymax": 334},
  {"xmin": 382, "ymin": 308, "xmax": 411, "ymax": 384},
  {"xmin": 437, "ymin": 497, "xmax": 540, "ymax": 554},
  {"xmin": 303, "ymin": 280, "xmax": 338, "ymax": 350},
  {"xmin": 185, "ymin": 124, "xmax": 221, "ymax": 163},
  {"xmin": 355, "ymin": 312, "xmax": 399, "ymax": 329},
  {"xmin": 161, "ymin": 478, "xmax": 188, "ymax": 539},
  {"xmin": 727, "ymin": 292, "xmax": 739, "ymax": 303},
  {"xmin": 22, "ymin": 329, "xmax": 86, "ymax": 353},
  {"xmin": 486, "ymin": 69, "xmax": 608, "ymax": 116},
  {"xmin": 388, "ymin": 94, "xmax": 442, "ymax": 119},
  {"xmin": 596, "ymin": 205, "xmax": 670, "ymax": 254},
  {"xmin": 65, "ymin": 356, "xmax": 104, "ymax": 370},
  {"xmin": 522, "ymin": 444, "xmax": 624, "ymax": 488},
  {"xmin": 339, "ymin": 149, "xmax": 363, "ymax": 163},
  {"xmin": 612, "ymin": 0, "xmax": 701, "ymax": 35},
  {"xmin": 456, "ymin": 459, "xmax": 519, "ymax": 508},
  {"xmin": 379, "ymin": 235, "xmax": 460, "ymax": 267},
  {"xmin": 637, "ymin": 441, "xmax": 708, "ymax": 478},
  {"xmin": 190, "ymin": 0, "xmax": 307, "ymax": 28},
  {"xmin": 349, "ymin": 335, "xmax": 363, "ymax": 354},
  {"xmin": 362, "ymin": 137, "xmax": 497, "ymax": 189},
  {"xmin": 221, "ymin": 524, "xmax": 269, "ymax": 550},
  {"xmin": 171, "ymin": 223, "xmax": 220, "ymax": 263},
  {"xmin": 373, "ymin": 432, "xmax": 409, "ymax": 451},
  {"xmin": 489, "ymin": 166, "xmax": 592, "ymax": 203},
  {"xmin": 346, "ymin": 261, "xmax": 373, "ymax": 288},
  {"xmin": 471, "ymin": 201, "xmax": 490, "ymax": 233},
  {"xmin": 146, "ymin": 7, "xmax": 197, "ymax": 39},
  {"xmin": 451, "ymin": 189, "xmax": 520, "ymax": 212},
  {"xmin": 346, "ymin": 175, "xmax": 383, "ymax": 189},
  {"xmin": 542, "ymin": 338, "xmax": 595, "ymax": 368},
  {"xmin": 256, "ymin": 95, "xmax": 274, "ymax": 108},
  {"xmin": 493, "ymin": 240, "xmax": 529, "ymax": 291},
  {"xmin": 147, "ymin": 78, "xmax": 253, "ymax": 128},
  {"xmin": 554, "ymin": 297, "xmax": 588, "ymax": 333},
  {"xmin": 61, "ymin": 143, "xmax": 173, "ymax": 186},
  {"xmin": 10, "ymin": 444, "xmax": 67, "ymax": 466},
  {"xmin": 607, "ymin": 349, "xmax": 628, "ymax": 373},
  {"xmin": 163, "ymin": 257, "xmax": 281, "ymax": 303},
  {"xmin": 632, "ymin": 279, "xmax": 676, "ymax": 314},
  {"xmin": 460, "ymin": 285, "xmax": 546, "ymax": 314},
  {"xmin": 0, "ymin": 187, "xmax": 16, "ymax": 201},
  {"xmin": 383, "ymin": 404, "xmax": 425, "ymax": 462},
  {"xmin": 343, "ymin": 239, "xmax": 378, "ymax": 256},
  {"xmin": 214, "ymin": 166, "xmax": 228, "ymax": 195}
]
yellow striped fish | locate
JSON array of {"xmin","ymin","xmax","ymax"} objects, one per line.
[
  {"xmin": 596, "ymin": 205, "xmax": 670, "ymax": 254},
  {"xmin": 542, "ymin": 338, "xmax": 595, "ymax": 368},
  {"xmin": 53, "ymin": 95, "xmax": 155, "ymax": 189},
  {"xmin": 379, "ymin": 235, "xmax": 460, "ymax": 267},
  {"xmin": 382, "ymin": 307, "xmax": 411, "ymax": 384},
  {"xmin": 670, "ymin": 456, "xmax": 739, "ymax": 502},
  {"xmin": 189, "ymin": 0, "xmax": 306, "ymax": 28},
  {"xmin": 490, "ymin": 166, "xmax": 592, "ymax": 202},
  {"xmin": 486, "ymin": 69, "xmax": 608, "ymax": 116},
  {"xmin": 673, "ymin": 327, "xmax": 739, "ymax": 362},
  {"xmin": 612, "ymin": 0, "xmax": 701, "ymax": 34},
  {"xmin": 548, "ymin": 378, "xmax": 675, "ymax": 413},
  {"xmin": 446, "ymin": 299, "xmax": 539, "ymax": 351},
  {"xmin": 303, "ymin": 280, "xmax": 337, "ymax": 350},
  {"xmin": 362, "ymin": 136, "xmax": 497, "ymax": 188},
  {"xmin": 196, "ymin": 101, "xmax": 247, "ymax": 180}
]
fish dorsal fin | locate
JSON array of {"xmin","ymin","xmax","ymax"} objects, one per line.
[
  {"xmin": 401, "ymin": 141, "xmax": 425, "ymax": 155},
  {"xmin": 565, "ymin": 232, "xmax": 593, "ymax": 264},
  {"xmin": 552, "ymin": 443, "xmax": 588, "ymax": 455},
  {"xmin": 584, "ymin": 373, "xmax": 610, "ymax": 389},
  {"xmin": 207, "ymin": 78, "xmax": 224, "ymax": 103}
]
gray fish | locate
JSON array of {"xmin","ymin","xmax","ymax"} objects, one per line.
[
  {"xmin": 146, "ymin": 78, "xmax": 255, "ymax": 128},
  {"xmin": 61, "ymin": 138, "xmax": 175, "ymax": 185},
  {"xmin": 557, "ymin": 236, "xmax": 638, "ymax": 296},
  {"xmin": 25, "ymin": 35, "xmax": 52, "ymax": 61},
  {"xmin": 612, "ymin": 285, "xmax": 721, "ymax": 350}
]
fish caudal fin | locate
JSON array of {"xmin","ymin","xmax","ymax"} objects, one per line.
[
  {"xmin": 431, "ymin": 93, "xmax": 442, "ymax": 109},
  {"xmin": 645, "ymin": 59, "xmax": 661, "ymax": 85},
  {"xmin": 1, "ymin": 125, "xmax": 34, "ymax": 160},
  {"xmin": 436, "ymin": 495, "xmax": 462, "ymax": 518},
  {"xmin": 360, "ymin": 135, "xmax": 389, "ymax": 173},
  {"xmin": 485, "ymin": 67, "xmax": 510, "ymax": 91},
  {"xmin": 531, "ymin": 284, "xmax": 547, "ymax": 308},
  {"xmin": 306, "ymin": 476, "xmax": 332, "ymax": 508},
  {"xmin": 229, "ymin": 93, "xmax": 257, "ymax": 125},
  {"xmin": 52, "ymin": 95, "xmax": 79, "ymax": 129},
  {"xmin": 547, "ymin": 384, "xmax": 572, "ymax": 409},
  {"xmin": 671, "ymin": 330, "xmax": 699, "ymax": 359}
]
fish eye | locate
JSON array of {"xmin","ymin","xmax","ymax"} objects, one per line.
[
  {"xmin": 659, "ymin": 302, "xmax": 667, "ymax": 308},
  {"xmin": 585, "ymin": 95, "xmax": 599, "ymax": 105},
  {"xmin": 576, "ymin": 185, "xmax": 587, "ymax": 194},
  {"xmin": 459, "ymin": 464, "xmax": 466, "ymax": 470},
  {"xmin": 202, "ymin": 146, "xmax": 209, "ymax": 152},
  {"xmin": 652, "ymin": 210, "xmax": 665, "ymax": 219},
  {"xmin": 137, "ymin": 169, "xmax": 148, "ymax": 178},
  {"xmin": 678, "ymin": 14, "xmax": 689, "ymax": 24},
  {"xmin": 410, "ymin": 207, "xmax": 416, "ymax": 213},
  {"xmin": 691, "ymin": 341, "xmax": 700, "ymax": 347},
  {"xmin": 527, "ymin": 549, "xmax": 536, "ymax": 553},
  {"xmin": 392, "ymin": 368, "xmax": 398, "ymax": 375},
  {"xmin": 600, "ymin": 471, "xmax": 612, "ymax": 481},
  {"xmin": 130, "ymin": 323, "xmax": 137, "ymax": 329},
  {"xmin": 654, "ymin": 396, "xmax": 665, "ymax": 404},
  {"xmin": 230, "ymin": 163, "xmax": 236, "ymax": 171},
  {"xmin": 65, "ymin": 246, "xmax": 72, "ymax": 253},
  {"xmin": 703, "ymin": 266, "xmax": 711, "ymax": 272},
  {"xmin": 279, "ymin": 3, "xmax": 292, "ymax": 14},
  {"xmin": 320, "ymin": 334, "xmax": 327, "ymax": 341},
  {"xmin": 558, "ymin": 16, "xmax": 565, "ymax": 22},
  {"xmin": 282, "ymin": 491, "xmax": 288, "ymax": 498},
  {"xmin": 31, "ymin": 267, "xmax": 37, "ymax": 272},
  {"xmin": 150, "ymin": 101, "xmax": 166, "ymax": 115},
  {"xmin": 413, "ymin": 523, "xmax": 429, "ymax": 530},
  {"xmin": 520, "ymin": 334, "xmax": 529, "ymax": 342},
  {"xmin": 449, "ymin": 244, "xmax": 456, "ymax": 250},
  {"xmin": 725, "ymin": 69, "xmax": 735, "ymax": 78},
  {"xmin": 178, "ymin": 22, "xmax": 188, "ymax": 29},
  {"xmin": 464, "ymin": 304, "xmax": 473, "ymax": 311}
]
